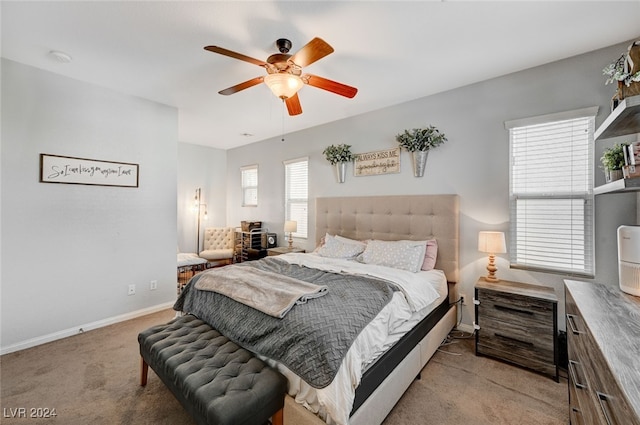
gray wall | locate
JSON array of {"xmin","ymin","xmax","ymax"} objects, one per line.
[
  {"xmin": 177, "ymin": 143, "xmax": 227, "ymax": 254},
  {"xmin": 1, "ymin": 59, "xmax": 178, "ymax": 351},
  {"xmin": 225, "ymin": 41, "xmax": 638, "ymax": 330}
]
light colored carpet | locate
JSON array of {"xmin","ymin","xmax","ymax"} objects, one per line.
[
  {"xmin": 1, "ymin": 309, "xmax": 568, "ymax": 425},
  {"xmin": 382, "ymin": 335, "xmax": 568, "ymax": 425}
]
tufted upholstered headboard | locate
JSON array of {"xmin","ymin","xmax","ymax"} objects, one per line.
[{"xmin": 315, "ymin": 195, "xmax": 459, "ymax": 284}]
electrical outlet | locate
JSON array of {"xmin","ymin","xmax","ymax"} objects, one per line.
[
  {"xmin": 460, "ymin": 293, "xmax": 467, "ymax": 305},
  {"xmin": 150, "ymin": 280, "xmax": 158, "ymax": 291},
  {"xmin": 128, "ymin": 284, "xmax": 136, "ymax": 295}
]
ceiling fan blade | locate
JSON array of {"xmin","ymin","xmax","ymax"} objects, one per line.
[
  {"xmin": 204, "ymin": 46, "xmax": 269, "ymax": 68},
  {"xmin": 218, "ymin": 76, "xmax": 264, "ymax": 95},
  {"xmin": 304, "ymin": 74, "xmax": 358, "ymax": 98},
  {"xmin": 285, "ymin": 93, "xmax": 303, "ymax": 116},
  {"xmin": 290, "ymin": 37, "xmax": 334, "ymax": 68}
]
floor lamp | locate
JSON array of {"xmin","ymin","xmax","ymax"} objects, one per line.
[{"xmin": 194, "ymin": 188, "xmax": 208, "ymax": 254}]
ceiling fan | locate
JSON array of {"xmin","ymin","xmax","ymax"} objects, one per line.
[{"xmin": 204, "ymin": 37, "xmax": 358, "ymax": 116}]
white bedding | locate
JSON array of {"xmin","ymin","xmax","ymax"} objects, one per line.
[
  {"xmin": 262, "ymin": 252, "xmax": 448, "ymax": 425},
  {"xmin": 177, "ymin": 252, "xmax": 208, "ymax": 267}
]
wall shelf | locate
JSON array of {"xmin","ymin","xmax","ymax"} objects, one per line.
[
  {"xmin": 594, "ymin": 176, "xmax": 640, "ymax": 195},
  {"xmin": 593, "ymin": 94, "xmax": 640, "ymax": 194},
  {"xmin": 595, "ymin": 94, "xmax": 640, "ymax": 141}
]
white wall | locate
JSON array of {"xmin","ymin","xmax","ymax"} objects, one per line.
[
  {"xmin": 177, "ymin": 143, "xmax": 227, "ymax": 254},
  {"xmin": 225, "ymin": 41, "xmax": 638, "ymax": 330},
  {"xmin": 1, "ymin": 59, "xmax": 178, "ymax": 352}
]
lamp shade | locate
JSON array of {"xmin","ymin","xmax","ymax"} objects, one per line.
[
  {"xmin": 284, "ymin": 220, "xmax": 297, "ymax": 233},
  {"xmin": 264, "ymin": 73, "xmax": 304, "ymax": 99},
  {"xmin": 478, "ymin": 231, "xmax": 506, "ymax": 254}
]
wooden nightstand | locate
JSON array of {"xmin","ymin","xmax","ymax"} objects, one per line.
[
  {"xmin": 267, "ymin": 247, "xmax": 305, "ymax": 256},
  {"xmin": 475, "ymin": 278, "xmax": 558, "ymax": 380}
]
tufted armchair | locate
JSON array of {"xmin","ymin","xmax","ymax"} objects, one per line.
[{"xmin": 199, "ymin": 227, "xmax": 235, "ymax": 266}]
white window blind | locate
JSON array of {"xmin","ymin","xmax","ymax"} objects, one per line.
[
  {"xmin": 506, "ymin": 107, "xmax": 596, "ymax": 276},
  {"xmin": 284, "ymin": 158, "xmax": 308, "ymax": 239},
  {"xmin": 241, "ymin": 165, "xmax": 258, "ymax": 207}
]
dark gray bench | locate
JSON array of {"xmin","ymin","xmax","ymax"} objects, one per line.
[{"xmin": 138, "ymin": 314, "xmax": 286, "ymax": 425}]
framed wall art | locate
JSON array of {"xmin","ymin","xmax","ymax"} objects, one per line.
[
  {"xmin": 39, "ymin": 154, "xmax": 139, "ymax": 187},
  {"xmin": 354, "ymin": 147, "xmax": 400, "ymax": 176}
]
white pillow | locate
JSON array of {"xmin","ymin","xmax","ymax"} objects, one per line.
[
  {"xmin": 334, "ymin": 235, "xmax": 367, "ymax": 247},
  {"xmin": 316, "ymin": 234, "xmax": 366, "ymax": 259},
  {"xmin": 359, "ymin": 240, "xmax": 427, "ymax": 273}
]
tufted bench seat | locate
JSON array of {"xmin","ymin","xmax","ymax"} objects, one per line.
[{"xmin": 138, "ymin": 314, "xmax": 286, "ymax": 425}]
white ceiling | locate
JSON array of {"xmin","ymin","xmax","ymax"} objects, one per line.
[{"xmin": 2, "ymin": 1, "xmax": 639, "ymax": 150}]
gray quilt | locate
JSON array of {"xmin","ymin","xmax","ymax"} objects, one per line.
[{"xmin": 174, "ymin": 257, "xmax": 397, "ymax": 388}]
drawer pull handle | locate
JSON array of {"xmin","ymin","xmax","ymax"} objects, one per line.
[
  {"xmin": 566, "ymin": 314, "xmax": 583, "ymax": 335},
  {"xmin": 596, "ymin": 392, "xmax": 614, "ymax": 425},
  {"xmin": 568, "ymin": 360, "xmax": 587, "ymax": 390},
  {"xmin": 494, "ymin": 304, "xmax": 534, "ymax": 315},
  {"xmin": 494, "ymin": 333, "xmax": 534, "ymax": 347},
  {"xmin": 570, "ymin": 407, "xmax": 583, "ymax": 425}
]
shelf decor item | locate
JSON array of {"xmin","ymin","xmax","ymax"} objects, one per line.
[
  {"xmin": 604, "ymin": 40, "xmax": 640, "ymax": 107},
  {"xmin": 323, "ymin": 144, "xmax": 355, "ymax": 183},
  {"xmin": 600, "ymin": 143, "xmax": 627, "ymax": 183},
  {"xmin": 395, "ymin": 125, "xmax": 447, "ymax": 177}
]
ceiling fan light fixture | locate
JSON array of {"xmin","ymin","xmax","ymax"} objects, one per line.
[{"xmin": 264, "ymin": 73, "xmax": 303, "ymax": 99}]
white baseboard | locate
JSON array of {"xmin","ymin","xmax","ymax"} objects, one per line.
[
  {"xmin": 0, "ymin": 301, "xmax": 175, "ymax": 355},
  {"xmin": 455, "ymin": 322, "xmax": 475, "ymax": 334}
]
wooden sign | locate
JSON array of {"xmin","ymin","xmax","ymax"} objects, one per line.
[
  {"xmin": 40, "ymin": 154, "xmax": 139, "ymax": 187},
  {"xmin": 354, "ymin": 148, "xmax": 400, "ymax": 176}
]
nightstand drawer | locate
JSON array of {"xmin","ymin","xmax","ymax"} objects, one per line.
[
  {"xmin": 477, "ymin": 316, "xmax": 554, "ymax": 363},
  {"xmin": 477, "ymin": 289, "xmax": 554, "ymax": 328},
  {"xmin": 476, "ymin": 342, "xmax": 557, "ymax": 377}
]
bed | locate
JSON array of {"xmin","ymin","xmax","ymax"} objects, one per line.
[
  {"xmin": 176, "ymin": 252, "xmax": 208, "ymax": 294},
  {"xmin": 176, "ymin": 194, "xmax": 459, "ymax": 425}
]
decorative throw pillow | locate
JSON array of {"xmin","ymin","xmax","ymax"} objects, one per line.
[
  {"xmin": 421, "ymin": 239, "xmax": 438, "ymax": 271},
  {"xmin": 359, "ymin": 240, "xmax": 427, "ymax": 272},
  {"xmin": 316, "ymin": 234, "xmax": 366, "ymax": 259}
]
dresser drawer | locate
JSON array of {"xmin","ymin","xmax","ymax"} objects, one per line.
[
  {"xmin": 564, "ymin": 280, "xmax": 640, "ymax": 425},
  {"xmin": 581, "ymin": 329, "xmax": 639, "ymax": 425},
  {"xmin": 568, "ymin": 355, "xmax": 604, "ymax": 425}
]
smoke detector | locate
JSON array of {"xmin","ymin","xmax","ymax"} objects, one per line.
[{"xmin": 48, "ymin": 50, "xmax": 72, "ymax": 63}]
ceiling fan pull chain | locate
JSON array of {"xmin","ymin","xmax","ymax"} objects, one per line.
[{"xmin": 281, "ymin": 100, "xmax": 286, "ymax": 142}]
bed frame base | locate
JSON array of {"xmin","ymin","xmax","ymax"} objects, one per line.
[{"xmin": 283, "ymin": 304, "xmax": 457, "ymax": 425}]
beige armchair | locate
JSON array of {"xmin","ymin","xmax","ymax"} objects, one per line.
[{"xmin": 199, "ymin": 227, "xmax": 235, "ymax": 266}]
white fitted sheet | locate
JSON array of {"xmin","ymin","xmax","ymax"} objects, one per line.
[{"xmin": 262, "ymin": 253, "xmax": 448, "ymax": 425}]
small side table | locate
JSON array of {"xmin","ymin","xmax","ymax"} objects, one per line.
[
  {"xmin": 267, "ymin": 247, "xmax": 305, "ymax": 256},
  {"xmin": 475, "ymin": 277, "xmax": 558, "ymax": 380}
]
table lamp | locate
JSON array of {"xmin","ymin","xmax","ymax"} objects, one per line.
[
  {"xmin": 284, "ymin": 221, "xmax": 297, "ymax": 249},
  {"xmin": 478, "ymin": 231, "xmax": 507, "ymax": 282}
]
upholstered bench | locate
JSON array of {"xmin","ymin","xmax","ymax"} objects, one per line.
[{"xmin": 138, "ymin": 314, "xmax": 286, "ymax": 425}]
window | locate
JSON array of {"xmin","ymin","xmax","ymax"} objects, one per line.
[
  {"xmin": 241, "ymin": 165, "xmax": 258, "ymax": 207},
  {"xmin": 284, "ymin": 157, "xmax": 308, "ymax": 238},
  {"xmin": 506, "ymin": 107, "xmax": 597, "ymax": 276}
]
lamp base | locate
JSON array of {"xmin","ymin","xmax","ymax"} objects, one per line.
[
  {"xmin": 485, "ymin": 254, "xmax": 499, "ymax": 282},
  {"xmin": 288, "ymin": 233, "xmax": 293, "ymax": 249}
]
